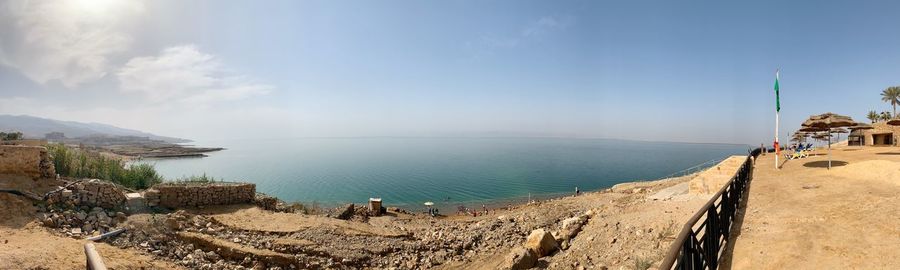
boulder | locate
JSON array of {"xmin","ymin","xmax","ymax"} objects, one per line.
[
  {"xmin": 501, "ymin": 247, "xmax": 537, "ymax": 270},
  {"xmin": 337, "ymin": 203, "xmax": 354, "ymax": 220},
  {"xmin": 524, "ymin": 228, "xmax": 559, "ymax": 257}
]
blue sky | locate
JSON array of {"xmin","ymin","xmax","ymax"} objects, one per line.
[{"xmin": 2, "ymin": 0, "xmax": 900, "ymax": 144}]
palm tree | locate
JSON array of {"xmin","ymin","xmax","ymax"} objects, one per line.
[
  {"xmin": 868, "ymin": 110, "xmax": 879, "ymax": 123},
  {"xmin": 881, "ymin": 111, "xmax": 893, "ymax": 121},
  {"xmin": 881, "ymin": 86, "xmax": 900, "ymax": 116}
]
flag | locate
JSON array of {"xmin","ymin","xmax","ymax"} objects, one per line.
[
  {"xmin": 774, "ymin": 69, "xmax": 781, "ymax": 161},
  {"xmin": 774, "ymin": 70, "xmax": 780, "ymax": 112}
]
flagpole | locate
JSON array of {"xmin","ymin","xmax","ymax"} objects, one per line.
[
  {"xmin": 775, "ymin": 107, "xmax": 779, "ymax": 169},
  {"xmin": 774, "ymin": 69, "xmax": 780, "ymax": 170}
]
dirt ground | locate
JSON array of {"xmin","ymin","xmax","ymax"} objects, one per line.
[
  {"xmin": 0, "ymin": 193, "xmax": 182, "ymax": 270},
  {"xmin": 0, "ymin": 157, "xmax": 742, "ymax": 269},
  {"xmin": 724, "ymin": 145, "xmax": 900, "ymax": 269}
]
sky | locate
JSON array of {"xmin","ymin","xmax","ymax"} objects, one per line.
[{"xmin": 2, "ymin": 0, "xmax": 900, "ymax": 145}]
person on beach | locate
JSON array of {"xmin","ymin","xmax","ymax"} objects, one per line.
[{"xmin": 575, "ymin": 186, "xmax": 580, "ymax": 196}]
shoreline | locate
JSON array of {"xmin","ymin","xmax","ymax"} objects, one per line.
[{"xmin": 288, "ymin": 172, "xmax": 698, "ymax": 216}]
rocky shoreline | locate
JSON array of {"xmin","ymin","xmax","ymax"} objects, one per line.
[{"xmin": 0, "ymin": 171, "xmax": 713, "ymax": 270}]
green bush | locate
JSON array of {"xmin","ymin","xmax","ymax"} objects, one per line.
[
  {"xmin": 47, "ymin": 143, "xmax": 162, "ymax": 189},
  {"xmin": 0, "ymin": 131, "xmax": 23, "ymax": 141},
  {"xmin": 171, "ymin": 173, "xmax": 219, "ymax": 184}
]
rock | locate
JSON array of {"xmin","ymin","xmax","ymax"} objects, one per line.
[
  {"xmin": 337, "ymin": 203, "xmax": 354, "ymax": 220},
  {"xmin": 115, "ymin": 212, "xmax": 127, "ymax": 222},
  {"xmin": 206, "ymin": 251, "xmax": 222, "ymax": 261},
  {"xmin": 42, "ymin": 217, "xmax": 56, "ymax": 227},
  {"xmin": 524, "ymin": 229, "xmax": 559, "ymax": 257},
  {"xmin": 165, "ymin": 216, "xmax": 181, "ymax": 230},
  {"xmin": 71, "ymin": 228, "xmax": 82, "ymax": 235},
  {"xmin": 82, "ymin": 223, "xmax": 94, "ymax": 234},
  {"xmin": 501, "ymin": 247, "xmax": 537, "ymax": 270}
]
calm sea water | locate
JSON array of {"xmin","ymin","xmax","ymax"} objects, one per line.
[{"xmin": 140, "ymin": 138, "xmax": 749, "ymax": 210}]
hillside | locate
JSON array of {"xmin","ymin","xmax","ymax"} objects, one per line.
[{"xmin": 0, "ymin": 115, "xmax": 188, "ymax": 143}]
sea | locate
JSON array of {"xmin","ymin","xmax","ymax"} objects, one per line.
[{"xmin": 139, "ymin": 137, "xmax": 750, "ymax": 212}]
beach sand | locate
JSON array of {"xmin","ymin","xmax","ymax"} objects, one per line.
[{"xmin": 724, "ymin": 145, "xmax": 900, "ymax": 269}]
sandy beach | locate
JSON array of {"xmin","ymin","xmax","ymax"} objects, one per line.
[{"xmin": 724, "ymin": 144, "xmax": 900, "ymax": 269}]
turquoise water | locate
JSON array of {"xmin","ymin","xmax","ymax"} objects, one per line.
[{"xmin": 140, "ymin": 138, "xmax": 749, "ymax": 210}]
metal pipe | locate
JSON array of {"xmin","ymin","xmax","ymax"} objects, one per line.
[{"xmin": 84, "ymin": 243, "xmax": 108, "ymax": 270}]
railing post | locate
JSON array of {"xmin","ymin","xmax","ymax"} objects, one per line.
[
  {"xmin": 706, "ymin": 207, "xmax": 719, "ymax": 269},
  {"xmin": 681, "ymin": 231, "xmax": 694, "ymax": 270}
]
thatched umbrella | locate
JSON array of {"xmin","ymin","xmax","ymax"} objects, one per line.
[
  {"xmin": 801, "ymin": 112, "xmax": 856, "ymax": 129},
  {"xmin": 801, "ymin": 112, "xmax": 857, "ymax": 169},
  {"xmin": 848, "ymin": 122, "xmax": 873, "ymax": 131},
  {"xmin": 887, "ymin": 118, "xmax": 900, "ymax": 126},
  {"xmin": 847, "ymin": 123, "xmax": 873, "ymax": 146},
  {"xmin": 791, "ymin": 131, "xmax": 810, "ymax": 144},
  {"xmin": 831, "ymin": 128, "xmax": 849, "ymax": 142},
  {"xmin": 884, "ymin": 118, "xmax": 900, "ymax": 146}
]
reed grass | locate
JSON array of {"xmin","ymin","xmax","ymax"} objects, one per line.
[{"xmin": 47, "ymin": 143, "xmax": 162, "ymax": 189}]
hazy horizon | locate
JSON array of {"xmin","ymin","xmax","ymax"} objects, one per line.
[{"xmin": 3, "ymin": 0, "xmax": 900, "ymax": 145}]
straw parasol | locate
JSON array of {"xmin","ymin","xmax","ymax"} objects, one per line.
[
  {"xmin": 847, "ymin": 123, "xmax": 872, "ymax": 146},
  {"xmin": 887, "ymin": 118, "xmax": 900, "ymax": 126},
  {"xmin": 801, "ymin": 112, "xmax": 857, "ymax": 169},
  {"xmin": 831, "ymin": 128, "xmax": 849, "ymax": 142},
  {"xmin": 801, "ymin": 112, "xmax": 856, "ymax": 129},
  {"xmin": 884, "ymin": 118, "xmax": 900, "ymax": 147},
  {"xmin": 791, "ymin": 131, "xmax": 809, "ymax": 143},
  {"xmin": 848, "ymin": 122, "xmax": 874, "ymax": 131}
]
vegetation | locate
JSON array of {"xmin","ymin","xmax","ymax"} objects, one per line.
[
  {"xmin": 46, "ymin": 143, "xmax": 162, "ymax": 189},
  {"xmin": 881, "ymin": 86, "xmax": 900, "ymax": 117},
  {"xmin": 171, "ymin": 173, "xmax": 220, "ymax": 184},
  {"xmin": 867, "ymin": 110, "xmax": 879, "ymax": 123},
  {"xmin": 0, "ymin": 131, "xmax": 24, "ymax": 141},
  {"xmin": 881, "ymin": 111, "xmax": 893, "ymax": 122}
]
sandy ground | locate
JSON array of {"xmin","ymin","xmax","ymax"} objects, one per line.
[
  {"xmin": 0, "ymin": 175, "xmax": 182, "ymax": 270},
  {"xmin": 0, "ymin": 194, "xmax": 182, "ymax": 269},
  {"xmin": 724, "ymin": 146, "xmax": 900, "ymax": 270}
]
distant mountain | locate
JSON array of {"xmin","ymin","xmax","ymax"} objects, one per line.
[{"xmin": 0, "ymin": 115, "xmax": 189, "ymax": 143}]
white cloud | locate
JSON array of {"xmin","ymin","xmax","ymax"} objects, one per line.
[
  {"xmin": 117, "ymin": 45, "xmax": 272, "ymax": 105},
  {"xmin": 522, "ymin": 16, "xmax": 575, "ymax": 37},
  {"xmin": 465, "ymin": 15, "xmax": 575, "ymax": 60},
  {"xmin": 0, "ymin": 0, "xmax": 144, "ymax": 87}
]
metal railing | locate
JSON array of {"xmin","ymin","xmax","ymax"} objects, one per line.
[{"xmin": 659, "ymin": 147, "xmax": 762, "ymax": 270}]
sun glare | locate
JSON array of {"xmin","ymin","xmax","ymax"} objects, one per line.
[{"xmin": 72, "ymin": 0, "xmax": 115, "ymax": 13}]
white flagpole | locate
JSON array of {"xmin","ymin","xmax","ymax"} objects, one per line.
[
  {"xmin": 774, "ymin": 69, "xmax": 780, "ymax": 170},
  {"xmin": 775, "ymin": 110, "xmax": 780, "ymax": 169}
]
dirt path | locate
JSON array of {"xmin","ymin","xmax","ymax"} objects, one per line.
[{"xmin": 725, "ymin": 147, "xmax": 900, "ymax": 269}]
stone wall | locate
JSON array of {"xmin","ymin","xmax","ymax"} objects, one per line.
[
  {"xmin": 145, "ymin": 183, "xmax": 256, "ymax": 208},
  {"xmin": 47, "ymin": 179, "xmax": 128, "ymax": 209},
  {"xmin": 688, "ymin": 155, "xmax": 747, "ymax": 195},
  {"xmin": 0, "ymin": 145, "xmax": 55, "ymax": 178}
]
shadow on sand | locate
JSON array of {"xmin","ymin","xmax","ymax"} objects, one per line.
[
  {"xmin": 803, "ymin": 160, "xmax": 848, "ymax": 168},
  {"xmin": 717, "ymin": 163, "xmax": 756, "ymax": 268}
]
